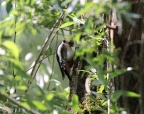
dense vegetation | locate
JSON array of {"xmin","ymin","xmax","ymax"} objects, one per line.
[{"xmin": 0, "ymin": 0, "xmax": 143, "ymax": 114}]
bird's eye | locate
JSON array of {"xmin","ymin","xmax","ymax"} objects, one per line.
[{"xmin": 63, "ymin": 40, "xmax": 66, "ymax": 43}]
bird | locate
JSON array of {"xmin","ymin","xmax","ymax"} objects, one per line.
[{"xmin": 56, "ymin": 40, "xmax": 74, "ymax": 81}]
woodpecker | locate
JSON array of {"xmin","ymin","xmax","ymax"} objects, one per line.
[{"xmin": 56, "ymin": 40, "xmax": 74, "ymax": 81}]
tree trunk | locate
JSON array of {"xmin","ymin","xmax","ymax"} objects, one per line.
[
  {"xmin": 114, "ymin": 3, "xmax": 144, "ymax": 114},
  {"xmin": 68, "ymin": 2, "xmax": 144, "ymax": 114}
]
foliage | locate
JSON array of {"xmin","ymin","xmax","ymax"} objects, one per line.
[{"xmin": 0, "ymin": 0, "xmax": 140, "ymax": 113}]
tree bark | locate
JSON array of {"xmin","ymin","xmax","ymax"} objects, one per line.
[{"xmin": 114, "ymin": 2, "xmax": 144, "ymax": 114}]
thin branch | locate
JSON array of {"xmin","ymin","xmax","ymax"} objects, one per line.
[
  {"xmin": 30, "ymin": 13, "xmax": 64, "ymax": 77},
  {"xmin": 28, "ymin": 30, "xmax": 59, "ymax": 87},
  {"xmin": 107, "ymin": 9, "xmax": 115, "ymax": 114},
  {"xmin": 12, "ymin": 0, "xmax": 17, "ymax": 77},
  {"xmin": 47, "ymin": 31, "xmax": 58, "ymax": 90},
  {"xmin": 0, "ymin": 105, "xmax": 12, "ymax": 114},
  {"xmin": 32, "ymin": 29, "xmax": 59, "ymax": 84},
  {"xmin": 25, "ymin": 13, "xmax": 64, "ymax": 93},
  {"xmin": 106, "ymin": 25, "xmax": 117, "ymax": 30},
  {"xmin": 26, "ymin": 23, "xmax": 62, "ymax": 92},
  {"xmin": 26, "ymin": 52, "xmax": 55, "ymax": 72},
  {"xmin": 0, "ymin": 92, "xmax": 40, "ymax": 114}
]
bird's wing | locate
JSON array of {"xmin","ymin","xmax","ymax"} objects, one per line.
[
  {"xmin": 61, "ymin": 45, "xmax": 72, "ymax": 81},
  {"xmin": 56, "ymin": 46, "xmax": 65, "ymax": 79}
]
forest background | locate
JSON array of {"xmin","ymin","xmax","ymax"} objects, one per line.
[{"xmin": 0, "ymin": 0, "xmax": 144, "ymax": 114}]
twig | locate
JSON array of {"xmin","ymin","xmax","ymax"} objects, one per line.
[
  {"xmin": 12, "ymin": 0, "xmax": 17, "ymax": 77},
  {"xmin": 0, "ymin": 105, "xmax": 12, "ymax": 114},
  {"xmin": 26, "ymin": 52, "xmax": 55, "ymax": 72},
  {"xmin": 26, "ymin": 32, "xmax": 58, "ymax": 92},
  {"xmin": 28, "ymin": 30, "xmax": 59, "ymax": 89},
  {"xmin": 30, "ymin": 12, "xmax": 64, "ymax": 76},
  {"xmin": 106, "ymin": 25, "xmax": 117, "ymax": 30},
  {"xmin": 47, "ymin": 31, "xmax": 58, "ymax": 90},
  {"xmin": 27, "ymin": 23, "xmax": 62, "ymax": 91},
  {"xmin": 25, "ymin": 13, "xmax": 64, "ymax": 93},
  {"xmin": 32, "ymin": 29, "xmax": 59, "ymax": 85},
  {"xmin": 0, "ymin": 92, "xmax": 40, "ymax": 114}
]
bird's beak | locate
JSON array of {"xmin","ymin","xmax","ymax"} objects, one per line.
[{"xmin": 68, "ymin": 41, "xmax": 74, "ymax": 47}]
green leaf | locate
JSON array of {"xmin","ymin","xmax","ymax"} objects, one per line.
[
  {"xmin": 125, "ymin": 91, "xmax": 140, "ymax": 98},
  {"xmin": 112, "ymin": 90, "xmax": 123, "ymax": 101},
  {"xmin": 3, "ymin": 41, "xmax": 19, "ymax": 59},
  {"xmin": 92, "ymin": 78, "xmax": 104, "ymax": 86},
  {"xmin": 112, "ymin": 90, "xmax": 140, "ymax": 101},
  {"xmin": 6, "ymin": 1, "xmax": 12, "ymax": 13},
  {"xmin": 45, "ymin": 47, "xmax": 53, "ymax": 56},
  {"xmin": 109, "ymin": 69, "xmax": 126, "ymax": 79},
  {"xmin": 74, "ymin": 33, "xmax": 81, "ymax": 44},
  {"xmin": 14, "ymin": 65, "xmax": 31, "ymax": 79},
  {"xmin": 15, "ymin": 75, "xmax": 22, "ymax": 81},
  {"xmin": 20, "ymin": 102, "xmax": 31, "ymax": 108},
  {"xmin": 8, "ymin": 58, "xmax": 23, "ymax": 68},
  {"xmin": 76, "ymin": 2, "xmax": 94, "ymax": 17},
  {"xmin": 59, "ymin": 111, "xmax": 71, "ymax": 114},
  {"xmin": 16, "ymin": 22, "xmax": 26, "ymax": 32},
  {"xmin": 2, "ymin": 35, "xmax": 11, "ymax": 39},
  {"xmin": 32, "ymin": 100, "xmax": 47, "ymax": 110},
  {"xmin": 69, "ymin": 94, "xmax": 82, "ymax": 113},
  {"xmin": 35, "ymin": 83, "xmax": 45, "ymax": 95},
  {"xmin": 56, "ymin": 92, "xmax": 66, "ymax": 101},
  {"xmin": 45, "ymin": 93, "xmax": 54, "ymax": 101},
  {"xmin": 72, "ymin": 94, "xmax": 78, "ymax": 106},
  {"xmin": 98, "ymin": 85, "xmax": 105, "ymax": 93},
  {"xmin": 60, "ymin": 22, "xmax": 74, "ymax": 28},
  {"xmin": 16, "ymin": 86, "xmax": 28, "ymax": 90}
]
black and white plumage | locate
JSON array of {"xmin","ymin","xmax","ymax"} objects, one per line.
[{"xmin": 56, "ymin": 40, "xmax": 74, "ymax": 81}]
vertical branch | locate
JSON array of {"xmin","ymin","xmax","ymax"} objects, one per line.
[
  {"xmin": 13, "ymin": 0, "xmax": 17, "ymax": 77},
  {"xmin": 47, "ymin": 32, "xmax": 58, "ymax": 91},
  {"xmin": 30, "ymin": 13, "xmax": 64, "ymax": 77},
  {"xmin": 107, "ymin": 10, "xmax": 115, "ymax": 114},
  {"xmin": 106, "ymin": 49, "xmax": 110, "ymax": 114},
  {"xmin": 26, "ymin": 30, "xmax": 59, "ymax": 92}
]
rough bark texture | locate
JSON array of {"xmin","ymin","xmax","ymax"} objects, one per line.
[
  {"xmin": 114, "ymin": 3, "xmax": 144, "ymax": 114},
  {"xmin": 68, "ymin": 57, "xmax": 89, "ymax": 111}
]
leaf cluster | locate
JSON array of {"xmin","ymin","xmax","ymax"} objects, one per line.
[{"xmin": 0, "ymin": 0, "xmax": 140, "ymax": 113}]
